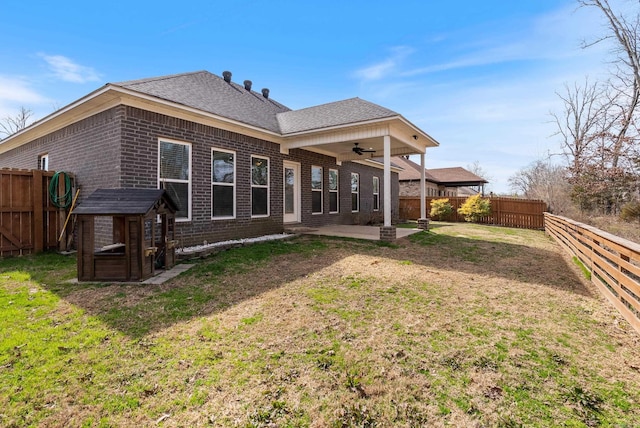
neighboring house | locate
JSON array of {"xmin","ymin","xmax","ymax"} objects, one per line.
[
  {"xmin": 0, "ymin": 71, "xmax": 439, "ymax": 246},
  {"xmin": 392, "ymin": 156, "xmax": 488, "ymax": 197}
]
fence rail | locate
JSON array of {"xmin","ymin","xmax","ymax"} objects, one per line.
[
  {"xmin": 0, "ymin": 168, "xmax": 73, "ymax": 257},
  {"xmin": 544, "ymin": 213, "xmax": 640, "ymax": 335},
  {"xmin": 399, "ymin": 196, "xmax": 547, "ymax": 229}
]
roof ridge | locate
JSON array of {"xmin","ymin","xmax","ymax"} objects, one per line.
[
  {"xmin": 276, "ymin": 97, "xmax": 361, "ymax": 115},
  {"xmin": 112, "ymin": 70, "xmax": 209, "ymax": 87},
  {"xmin": 353, "ymin": 97, "xmax": 399, "ymax": 115}
]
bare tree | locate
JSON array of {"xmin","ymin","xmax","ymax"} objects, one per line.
[
  {"xmin": 0, "ymin": 106, "xmax": 33, "ymax": 138},
  {"xmin": 579, "ymin": 0, "xmax": 640, "ymax": 168},
  {"xmin": 508, "ymin": 160, "xmax": 573, "ymax": 214},
  {"xmin": 466, "ymin": 160, "xmax": 493, "ymax": 194},
  {"xmin": 550, "ymin": 79, "xmax": 609, "ymax": 171},
  {"xmin": 550, "ymin": 1, "xmax": 640, "ymax": 213}
]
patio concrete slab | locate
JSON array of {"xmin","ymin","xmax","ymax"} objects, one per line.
[
  {"xmin": 142, "ymin": 263, "xmax": 195, "ymax": 284},
  {"xmin": 299, "ymin": 225, "xmax": 422, "ymax": 241}
]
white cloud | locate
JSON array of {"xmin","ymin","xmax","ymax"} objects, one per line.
[
  {"xmin": 353, "ymin": 46, "xmax": 414, "ymax": 82},
  {"xmin": 0, "ymin": 76, "xmax": 50, "ymax": 104},
  {"xmin": 39, "ymin": 54, "xmax": 101, "ymax": 83},
  {"xmin": 0, "ymin": 75, "xmax": 52, "ymax": 121}
]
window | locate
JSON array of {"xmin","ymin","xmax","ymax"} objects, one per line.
[
  {"xmin": 38, "ymin": 154, "xmax": 49, "ymax": 171},
  {"xmin": 159, "ymin": 139, "xmax": 191, "ymax": 220},
  {"xmin": 351, "ymin": 173, "xmax": 359, "ymax": 212},
  {"xmin": 251, "ymin": 156, "xmax": 269, "ymax": 217},
  {"xmin": 329, "ymin": 169, "xmax": 339, "ymax": 213},
  {"xmin": 373, "ymin": 176, "xmax": 380, "ymax": 211},
  {"xmin": 311, "ymin": 166, "xmax": 323, "ymax": 214},
  {"xmin": 212, "ymin": 149, "xmax": 235, "ymax": 218}
]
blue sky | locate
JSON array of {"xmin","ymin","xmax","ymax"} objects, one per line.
[{"xmin": 0, "ymin": 0, "xmax": 621, "ymax": 193}]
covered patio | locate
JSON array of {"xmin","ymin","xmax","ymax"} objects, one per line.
[{"xmin": 278, "ymin": 98, "xmax": 439, "ymax": 241}]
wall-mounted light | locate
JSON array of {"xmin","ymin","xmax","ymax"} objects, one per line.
[{"xmin": 412, "ymin": 135, "xmax": 418, "ymax": 140}]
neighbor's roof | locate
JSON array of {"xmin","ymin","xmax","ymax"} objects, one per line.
[
  {"xmin": 391, "ymin": 156, "xmax": 439, "ymax": 182},
  {"xmin": 392, "ymin": 156, "xmax": 487, "ymax": 185},
  {"xmin": 74, "ymin": 188, "xmax": 178, "ymax": 216},
  {"xmin": 428, "ymin": 167, "xmax": 487, "ymax": 185},
  {"xmin": 114, "ymin": 71, "xmax": 291, "ymax": 134}
]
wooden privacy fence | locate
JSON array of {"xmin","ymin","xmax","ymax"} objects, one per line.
[
  {"xmin": 0, "ymin": 169, "xmax": 74, "ymax": 257},
  {"xmin": 545, "ymin": 213, "xmax": 640, "ymax": 334},
  {"xmin": 399, "ymin": 196, "xmax": 547, "ymax": 229}
]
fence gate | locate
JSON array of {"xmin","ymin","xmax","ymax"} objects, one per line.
[{"xmin": 0, "ymin": 169, "xmax": 73, "ymax": 257}]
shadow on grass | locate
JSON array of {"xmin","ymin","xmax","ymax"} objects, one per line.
[
  {"xmin": 0, "ymin": 226, "xmax": 594, "ymax": 339},
  {"xmin": 403, "ymin": 229, "xmax": 593, "ymax": 298}
]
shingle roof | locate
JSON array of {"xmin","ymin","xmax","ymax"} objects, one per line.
[
  {"xmin": 113, "ymin": 71, "xmax": 291, "ymax": 133},
  {"xmin": 276, "ymin": 98, "xmax": 399, "ymax": 134},
  {"xmin": 74, "ymin": 188, "xmax": 178, "ymax": 216},
  {"xmin": 392, "ymin": 157, "xmax": 487, "ymax": 185},
  {"xmin": 428, "ymin": 167, "xmax": 487, "ymax": 185},
  {"xmin": 391, "ymin": 156, "xmax": 439, "ymax": 181}
]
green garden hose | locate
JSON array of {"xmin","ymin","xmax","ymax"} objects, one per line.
[{"xmin": 49, "ymin": 171, "xmax": 73, "ymax": 209}]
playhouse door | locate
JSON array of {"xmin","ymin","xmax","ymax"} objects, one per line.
[{"xmin": 283, "ymin": 161, "xmax": 300, "ymax": 223}]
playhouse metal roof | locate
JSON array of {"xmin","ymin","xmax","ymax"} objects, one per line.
[{"xmin": 73, "ymin": 188, "xmax": 178, "ymax": 216}]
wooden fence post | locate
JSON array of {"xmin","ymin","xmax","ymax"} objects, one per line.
[
  {"xmin": 57, "ymin": 174, "xmax": 67, "ymax": 252},
  {"xmin": 32, "ymin": 170, "xmax": 44, "ymax": 253}
]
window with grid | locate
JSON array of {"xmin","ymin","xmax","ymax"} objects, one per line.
[
  {"xmin": 212, "ymin": 149, "xmax": 235, "ymax": 218},
  {"xmin": 329, "ymin": 169, "xmax": 339, "ymax": 213},
  {"xmin": 159, "ymin": 140, "xmax": 190, "ymax": 220},
  {"xmin": 373, "ymin": 176, "xmax": 380, "ymax": 211},
  {"xmin": 351, "ymin": 173, "xmax": 359, "ymax": 212},
  {"xmin": 251, "ymin": 156, "xmax": 269, "ymax": 217},
  {"xmin": 312, "ymin": 166, "xmax": 323, "ymax": 214}
]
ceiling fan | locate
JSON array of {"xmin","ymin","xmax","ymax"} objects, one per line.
[{"xmin": 352, "ymin": 142, "xmax": 376, "ymax": 155}]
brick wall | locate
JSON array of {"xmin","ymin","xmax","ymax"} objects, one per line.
[{"xmin": 118, "ymin": 107, "xmax": 286, "ymax": 247}]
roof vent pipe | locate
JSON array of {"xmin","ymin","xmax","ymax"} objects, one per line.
[
  {"xmin": 244, "ymin": 80, "xmax": 252, "ymax": 91},
  {"xmin": 261, "ymin": 88, "xmax": 270, "ymax": 99},
  {"xmin": 222, "ymin": 71, "xmax": 232, "ymax": 83}
]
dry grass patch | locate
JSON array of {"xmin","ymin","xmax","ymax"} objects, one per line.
[{"xmin": 1, "ymin": 223, "xmax": 639, "ymax": 427}]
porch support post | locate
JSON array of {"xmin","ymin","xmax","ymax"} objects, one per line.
[
  {"xmin": 420, "ymin": 152, "xmax": 426, "ymax": 219},
  {"xmin": 380, "ymin": 135, "xmax": 396, "ymax": 241},
  {"xmin": 417, "ymin": 151, "xmax": 429, "ymax": 230},
  {"xmin": 383, "ymin": 135, "xmax": 391, "ymax": 227}
]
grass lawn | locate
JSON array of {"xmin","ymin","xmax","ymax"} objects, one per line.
[{"xmin": 1, "ymin": 222, "xmax": 638, "ymax": 427}]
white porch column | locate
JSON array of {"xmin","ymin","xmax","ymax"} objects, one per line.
[
  {"xmin": 383, "ymin": 135, "xmax": 392, "ymax": 227},
  {"xmin": 420, "ymin": 152, "xmax": 426, "ymax": 219}
]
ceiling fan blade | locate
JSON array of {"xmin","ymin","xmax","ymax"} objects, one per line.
[{"xmin": 352, "ymin": 142, "xmax": 375, "ymax": 155}]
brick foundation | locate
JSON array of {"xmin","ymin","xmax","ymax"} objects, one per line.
[
  {"xmin": 379, "ymin": 226, "xmax": 397, "ymax": 242},
  {"xmin": 417, "ymin": 218, "xmax": 430, "ymax": 230}
]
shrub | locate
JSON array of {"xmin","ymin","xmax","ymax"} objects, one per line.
[
  {"xmin": 620, "ymin": 201, "xmax": 640, "ymax": 223},
  {"xmin": 429, "ymin": 198, "xmax": 453, "ymax": 220},
  {"xmin": 458, "ymin": 194, "xmax": 491, "ymax": 223}
]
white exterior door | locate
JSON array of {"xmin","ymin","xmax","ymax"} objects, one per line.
[{"xmin": 283, "ymin": 161, "xmax": 301, "ymax": 223}]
